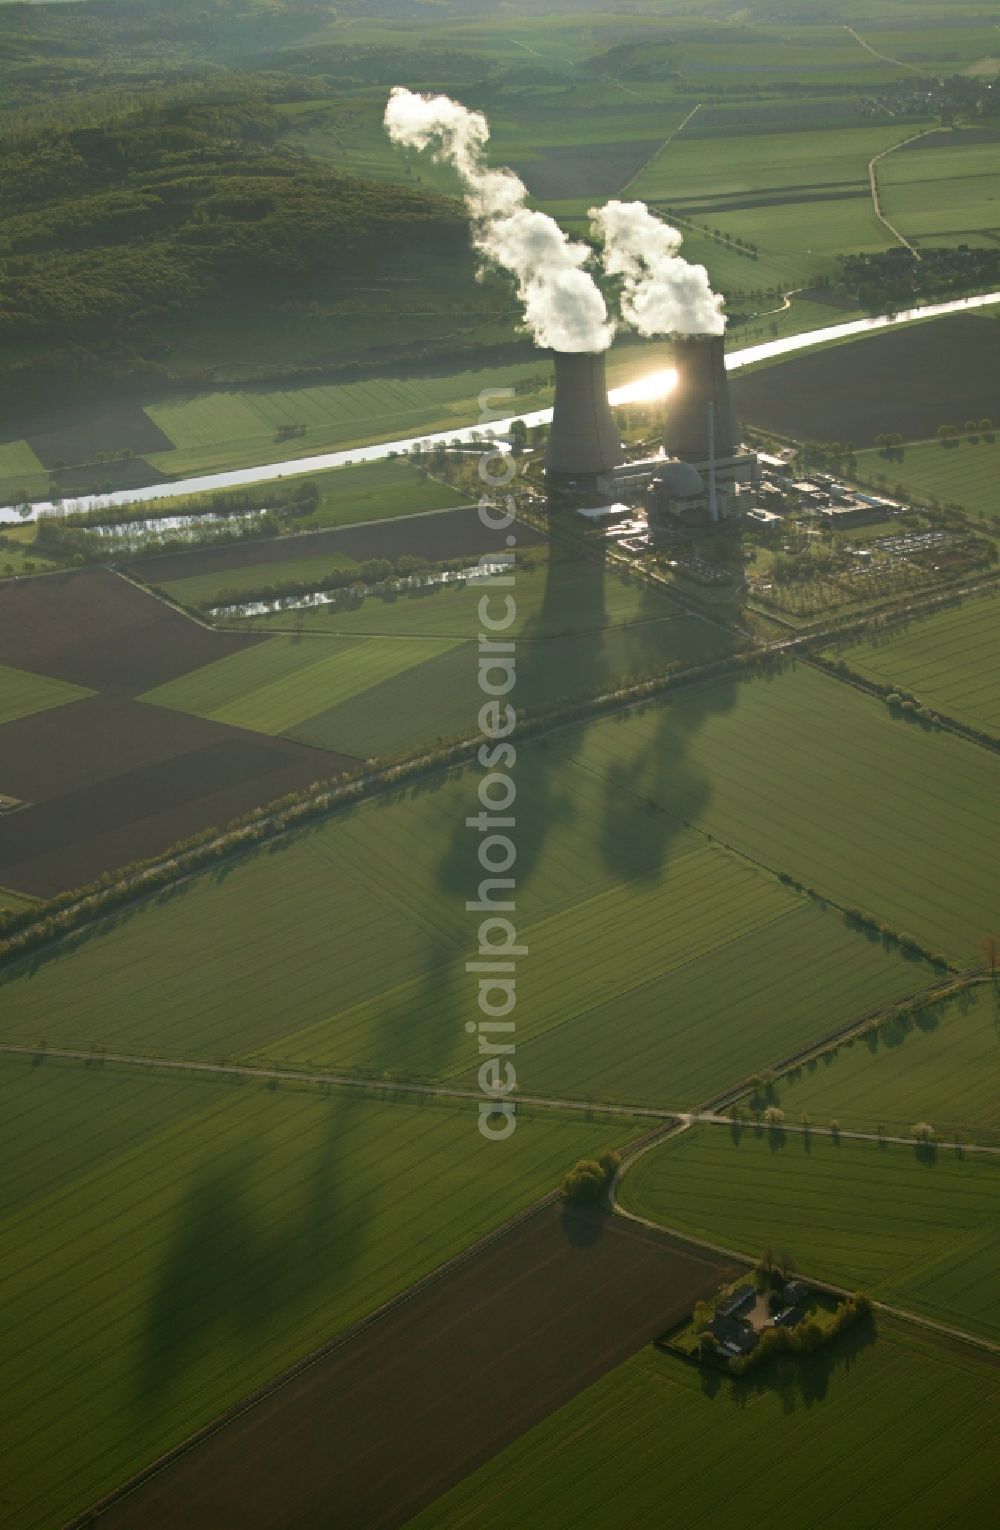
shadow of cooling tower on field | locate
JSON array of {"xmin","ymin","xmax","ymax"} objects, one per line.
[{"xmin": 132, "ymin": 489, "xmax": 749, "ymax": 1407}]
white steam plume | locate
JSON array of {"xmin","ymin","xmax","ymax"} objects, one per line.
[
  {"xmin": 384, "ymin": 87, "xmax": 614, "ymax": 353},
  {"xmin": 590, "ymin": 200, "xmax": 726, "ymax": 337}
]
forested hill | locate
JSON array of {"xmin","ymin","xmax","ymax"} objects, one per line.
[{"xmin": 0, "ymin": 99, "xmax": 470, "ymax": 408}]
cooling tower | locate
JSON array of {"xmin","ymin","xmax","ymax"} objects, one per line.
[
  {"xmin": 544, "ymin": 351, "xmax": 623, "ymax": 479},
  {"xmin": 665, "ymin": 334, "xmax": 738, "ymax": 463}
]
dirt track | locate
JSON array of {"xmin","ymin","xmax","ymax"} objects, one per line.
[{"xmin": 88, "ymin": 1202, "xmax": 738, "ymax": 1530}]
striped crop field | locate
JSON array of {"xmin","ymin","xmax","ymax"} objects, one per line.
[
  {"xmin": 0, "ymin": 1055, "xmax": 629, "ymax": 1530},
  {"xmin": 410, "ymin": 1325, "xmax": 999, "ymax": 1530},
  {"xmin": 141, "ymin": 633, "xmax": 462, "ymax": 742},
  {"xmin": 837, "ymin": 594, "xmax": 1000, "ymax": 733},
  {"xmin": 279, "ymin": 616, "xmax": 736, "ymax": 760},
  {"xmin": 0, "ymin": 662, "xmax": 91, "ymax": 726},
  {"xmin": 141, "ymin": 364, "xmax": 554, "ymax": 476},
  {"xmin": 620, "ymin": 1123, "xmax": 1000, "ymax": 1341},
  {"xmin": 853, "ymin": 436, "xmax": 1000, "ymax": 522},
  {"xmin": 768, "ymin": 982, "xmax": 1000, "ymax": 1145},
  {"xmin": 0, "ymin": 710, "xmax": 931, "ymax": 1106},
  {"xmin": 556, "ymin": 663, "xmax": 1000, "ymax": 963}
]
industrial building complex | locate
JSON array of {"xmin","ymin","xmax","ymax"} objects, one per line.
[{"xmin": 543, "ymin": 333, "xmax": 898, "ymax": 545}]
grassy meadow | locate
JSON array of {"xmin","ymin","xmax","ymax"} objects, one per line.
[
  {"xmin": 620, "ymin": 1124, "xmax": 1000, "ymax": 1340},
  {"xmin": 411, "ymin": 1325, "xmax": 999, "ymax": 1530},
  {"xmin": 0, "ymin": 1055, "xmax": 628, "ymax": 1530},
  {"xmin": 771, "ymin": 982, "xmax": 1000, "ymax": 1145},
  {"xmin": 836, "ymin": 594, "xmax": 1000, "ymax": 733}
]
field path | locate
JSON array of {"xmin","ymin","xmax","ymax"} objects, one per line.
[
  {"xmin": 867, "ymin": 130, "xmax": 938, "ymax": 258},
  {"xmin": 6, "ymin": 1045, "xmax": 998, "ymax": 1155},
  {"xmin": 844, "ymin": 25, "xmax": 925, "ymax": 75},
  {"xmin": 622, "ymin": 102, "xmax": 701, "ymax": 195}
]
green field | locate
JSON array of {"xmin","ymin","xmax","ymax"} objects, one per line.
[
  {"xmin": 555, "ymin": 663, "xmax": 1000, "ymax": 964},
  {"xmin": 279, "ymin": 616, "xmax": 737, "ymax": 760},
  {"xmin": 880, "ymin": 134, "xmax": 1000, "ymax": 245},
  {"xmin": 283, "ymin": 553, "xmax": 678, "ymax": 640},
  {"xmin": 269, "ymin": 456, "xmax": 468, "ymax": 531},
  {"xmin": 0, "ymin": 438, "xmax": 45, "ymax": 482},
  {"xmin": 0, "ymin": 1056, "xmax": 628, "ymax": 1529},
  {"xmin": 836, "ymin": 594, "xmax": 1000, "ymax": 733},
  {"xmin": 143, "ymin": 545, "xmax": 741, "ymax": 758},
  {"xmin": 771, "ymin": 982, "xmax": 1000, "ymax": 1144},
  {"xmin": 142, "ymin": 363, "xmax": 555, "ymax": 477},
  {"xmin": 0, "ymin": 686, "xmax": 935, "ymax": 1105},
  {"xmin": 629, "ymin": 124, "xmax": 906, "ymax": 277},
  {"xmin": 0, "ymin": 886, "xmax": 35, "ymax": 914},
  {"xmin": 159, "ymin": 552, "xmax": 358, "ymax": 609},
  {"xmin": 142, "ymin": 632, "xmax": 462, "ymax": 742},
  {"xmin": 16, "ymin": 342, "xmax": 676, "ymax": 491},
  {"xmin": 0, "ymin": 662, "xmax": 91, "ymax": 726},
  {"xmin": 854, "ymin": 437, "xmax": 1000, "ymax": 522},
  {"xmin": 621, "ymin": 1123, "xmax": 1000, "ymax": 1340},
  {"xmin": 412, "ymin": 1325, "xmax": 998, "ymax": 1530}
]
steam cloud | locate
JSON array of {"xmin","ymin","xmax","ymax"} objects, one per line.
[
  {"xmin": 590, "ymin": 200, "xmax": 726, "ymax": 337},
  {"xmin": 384, "ymin": 87, "xmax": 614, "ymax": 353}
]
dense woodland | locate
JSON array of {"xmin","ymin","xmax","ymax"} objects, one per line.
[
  {"xmin": 0, "ymin": 96, "xmax": 469, "ymax": 409},
  {"xmin": 0, "ymin": 0, "xmax": 508, "ymax": 410}
]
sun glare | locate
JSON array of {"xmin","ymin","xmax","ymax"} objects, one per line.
[{"xmin": 609, "ymin": 367, "xmax": 678, "ymax": 407}]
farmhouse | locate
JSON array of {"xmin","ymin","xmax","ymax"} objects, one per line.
[{"xmin": 709, "ymin": 1315, "xmax": 759, "ymax": 1357}]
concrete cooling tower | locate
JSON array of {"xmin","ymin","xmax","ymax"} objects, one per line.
[
  {"xmin": 544, "ymin": 351, "xmax": 624, "ymax": 479},
  {"xmin": 665, "ymin": 334, "xmax": 737, "ymax": 463}
]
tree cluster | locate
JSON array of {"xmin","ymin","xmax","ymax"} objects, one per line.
[
  {"xmin": 728, "ymin": 1294, "xmax": 873, "ymax": 1376},
  {"xmin": 562, "ymin": 1152, "xmax": 622, "ymax": 1205}
]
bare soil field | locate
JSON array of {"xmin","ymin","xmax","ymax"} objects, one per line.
[
  {"xmin": 0, "ymin": 570, "xmax": 262, "ymax": 694},
  {"xmin": 730, "ymin": 313, "xmax": 1000, "ymax": 446},
  {"xmin": 132, "ymin": 507, "xmax": 546, "ymax": 588},
  {"xmin": 88, "ymin": 1202, "xmax": 738, "ymax": 1530},
  {"xmin": 0, "ymin": 695, "xmax": 351, "ymax": 897}
]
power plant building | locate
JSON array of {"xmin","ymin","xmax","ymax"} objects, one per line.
[
  {"xmin": 663, "ymin": 333, "xmax": 757, "ymax": 494},
  {"xmin": 544, "ymin": 351, "xmax": 623, "ymax": 483},
  {"xmin": 543, "ymin": 332, "xmax": 757, "ymax": 531}
]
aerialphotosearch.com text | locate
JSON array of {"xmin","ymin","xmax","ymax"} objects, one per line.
[{"xmin": 468, "ymin": 390, "xmax": 524, "ymax": 1139}]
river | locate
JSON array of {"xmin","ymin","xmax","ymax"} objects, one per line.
[{"xmin": 3, "ymin": 290, "xmax": 997, "ymax": 525}]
